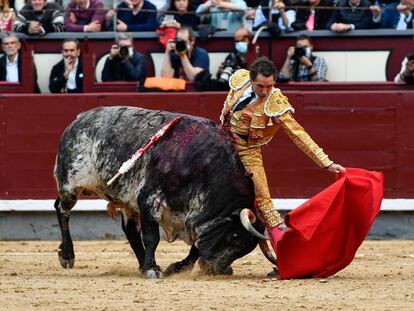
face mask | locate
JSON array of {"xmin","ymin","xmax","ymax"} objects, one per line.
[
  {"xmin": 305, "ymin": 47, "xmax": 312, "ymax": 58},
  {"xmin": 128, "ymin": 47, "xmax": 134, "ymax": 57},
  {"xmin": 235, "ymin": 41, "xmax": 248, "ymax": 54}
]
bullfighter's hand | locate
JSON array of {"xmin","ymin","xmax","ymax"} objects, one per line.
[
  {"xmin": 325, "ymin": 163, "xmax": 346, "ymax": 174},
  {"xmin": 267, "ymin": 222, "xmax": 288, "ymax": 252}
]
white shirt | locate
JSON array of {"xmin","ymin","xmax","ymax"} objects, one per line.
[
  {"xmin": 396, "ymin": 11, "xmax": 412, "ymax": 30},
  {"xmin": 394, "ymin": 57, "xmax": 409, "ymax": 83},
  {"xmin": 232, "ymin": 85, "xmax": 258, "ymax": 111},
  {"xmin": 6, "ymin": 54, "xmax": 19, "ymax": 83},
  {"xmin": 66, "ymin": 58, "xmax": 78, "ymax": 91}
]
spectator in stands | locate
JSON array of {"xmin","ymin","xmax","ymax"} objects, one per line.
[
  {"xmin": 0, "ymin": 32, "xmax": 40, "ymax": 92},
  {"xmin": 394, "ymin": 52, "xmax": 414, "ymax": 84},
  {"xmin": 49, "ymin": 39, "xmax": 83, "ymax": 93},
  {"xmin": 215, "ymin": 27, "xmax": 250, "ymax": 89},
  {"xmin": 105, "ymin": 0, "xmax": 157, "ymax": 31},
  {"xmin": 196, "ymin": 0, "xmax": 248, "ymax": 32},
  {"xmin": 13, "ymin": 0, "xmax": 65, "ymax": 35},
  {"xmin": 244, "ymin": 0, "xmax": 295, "ymax": 33},
  {"xmin": 327, "ymin": 0, "xmax": 380, "ymax": 32},
  {"xmin": 64, "ymin": 0, "xmax": 105, "ymax": 32},
  {"xmin": 161, "ymin": 26, "xmax": 209, "ymax": 82},
  {"xmin": 245, "ymin": 0, "xmax": 296, "ymax": 32},
  {"xmin": 1, "ymin": 0, "xmax": 16, "ymax": 32},
  {"xmin": 158, "ymin": 0, "xmax": 200, "ymax": 30},
  {"xmin": 395, "ymin": 0, "xmax": 414, "ymax": 28},
  {"xmin": 369, "ymin": 0, "xmax": 396, "ymax": 28},
  {"xmin": 291, "ymin": 0, "xmax": 334, "ymax": 31},
  {"xmin": 101, "ymin": 33, "xmax": 146, "ymax": 82},
  {"xmin": 278, "ymin": 34, "xmax": 327, "ymax": 82},
  {"xmin": 371, "ymin": 0, "xmax": 413, "ymax": 29}
]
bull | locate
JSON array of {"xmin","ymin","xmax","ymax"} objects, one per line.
[{"xmin": 53, "ymin": 106, "xmax": 272, "ymax": 279}]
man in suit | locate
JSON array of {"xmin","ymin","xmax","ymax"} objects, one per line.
[
  {"xmin": 0, "ymin": 32, "xmax": 40, "ymax": 92},
  {"xmin": 49, "ymin": 39, "xmax": 83, "ymax": 93}
]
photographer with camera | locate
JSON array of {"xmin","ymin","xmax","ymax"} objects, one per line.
[
  {"xmin": 161, "ymin": 26, "xmax": 209, "ymax": 83},
  {"xmin": 101, "ymin": 33, "xmax": 146, "ymax": 82},
  {"xmin": 394, "ymin": 52, "xmax": 414, "ymax": 84},
  {"xmin": 215, "ymin": 27, "xmax": 250, "ymax": 90},
  {"xmin": 278, "ymin": 34, "xmax": 327, "ymax": 82},
  {"xmin": 49, "ymin": 39, "xmax": 83, "ymax": 93}
]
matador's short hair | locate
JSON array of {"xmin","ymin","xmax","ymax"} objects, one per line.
[{"xmin": 249, "ymin": 56, "xmax": 277, "ymax": 81}]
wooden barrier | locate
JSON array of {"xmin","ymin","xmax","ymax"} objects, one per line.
[
  {"xmin": 1, "ymin": 30, "xmax": 414, "ymax": 93},
  {"xmin": 0, "ymin": 88, "xmax": 413, "ymax": 199}
]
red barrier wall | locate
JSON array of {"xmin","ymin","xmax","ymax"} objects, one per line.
[{"xmin": 1, "ymin": 89, "xmax": 413, "ymax": 199}]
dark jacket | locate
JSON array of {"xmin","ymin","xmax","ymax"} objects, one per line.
[
  {"xmin": 0, "ymin": 53, "xmax": 41, "ymax": 93},
  {"xmin": 115, "ymin": 1, "xmax": 157, "ymax": 31},
  {"xmin": 291, "ymin": 0, "xmax": 334, "ymax": 31},
  {"xmin": 49, "ymin": 58, "xmax": 83, "ymax": 93},
  {"xmin": 101, "ymin": 51, "xmax": 146, "ymax": 82},
  {"xmin": 327, "ymin": 0, "xmax": 379, "ymax": 29}
]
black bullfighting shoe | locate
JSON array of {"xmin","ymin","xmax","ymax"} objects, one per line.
[{"xmin": 266, "ymin": 267, "xmax": 280, "ymax": 279}]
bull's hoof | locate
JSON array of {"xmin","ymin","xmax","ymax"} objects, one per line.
[
  {"xmin": 144, "ymin": 268, "xmax": 163, "ymax": 279},
  {"xmin": 58, "ymin": 249, "xmax": 75, "ymax": 269},
  {"xmin": 164, "ymin": 261, "xmax": 195, "ymax": 277},
  {"xmin": 219, "ymin": 265, "xmax": 233, "ymax": 276},
  {"xmin": 58, "ymin": 254, "xmax": 75, "ymax": 269}
]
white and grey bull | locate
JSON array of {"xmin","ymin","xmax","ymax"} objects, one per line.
[{"xmin": 53, "ymin": 106, "xmax": 272, "ymax": 279}]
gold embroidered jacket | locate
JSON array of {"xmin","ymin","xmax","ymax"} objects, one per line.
[{"xmin": 220, "ymin": 69, "xmax": 333, "ymax": 168}]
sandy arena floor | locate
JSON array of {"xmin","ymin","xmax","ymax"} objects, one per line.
[{"xmin": 0, "ymin": 240, "xmax": 413, "ymax": 311}]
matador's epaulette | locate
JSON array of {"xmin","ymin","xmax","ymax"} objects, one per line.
[
  {"xmin": 229, "ymin": 69, "xmax": 250, "ymax": 90},
  {"xmin": 264, "ymin": 89, "xmax": 295, "ymax": 117}
]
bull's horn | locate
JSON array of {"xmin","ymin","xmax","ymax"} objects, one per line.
[
  {"xmin": 259, "ymin": 240, "xmax": 277, "ymax": 265},
  {"xmin": 240, "ymin": 209, "xmax": 269, "ymax": 240}
]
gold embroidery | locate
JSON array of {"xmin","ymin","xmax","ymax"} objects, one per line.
[
  {"xmin": 264, "ymin": 90, "xmax": 295, "ymax": 117},
  {"xmin": 229, "ymin": 69, "xmax": 250, "ymax": 90}
]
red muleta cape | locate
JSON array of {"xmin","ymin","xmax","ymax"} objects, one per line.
[{"xmin": 271, "ymin": 168, "xmax": 383, "ymax": 280}]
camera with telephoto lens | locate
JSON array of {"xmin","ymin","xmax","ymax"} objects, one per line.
[
  {"xmin": 119, "ymin": 44, "xmax": 129, "ymax": 58},
  {"xmin": 218, "ymin": 54, "xmax": 237, "ymax": 83},
  {"xmin": 174, "ymin": 38, "xmax": 187, "ymax": 53},
  {"xmin": 292, "ymin": 46, "xmax": 306, "ymax": 61}
]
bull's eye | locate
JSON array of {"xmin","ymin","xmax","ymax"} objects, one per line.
[{"xmin": 231, "ymin": 233, "xmax": 239, "ymax": 240}]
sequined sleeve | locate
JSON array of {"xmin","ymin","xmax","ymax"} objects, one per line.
[
  {"xmin": 220, "ymin": 88, "xmax": 236, "ymax": 124},
  {"xmin": 279, "ymin": 112, "xmax": 333, "ymax": 168}
]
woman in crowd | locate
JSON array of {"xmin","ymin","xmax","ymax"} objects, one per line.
[
  {"xmin": 158, "ymin": 0, "xmax": 200, "ymax": 30},
  {"xmin": 0, "ymin": 0, "xmax": 16, "ymax": 32},
  {"xmin": 196, "ymin": 0, "xmax": 248, "ymax": 33}
]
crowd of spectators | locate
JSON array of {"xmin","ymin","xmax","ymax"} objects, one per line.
[
  {"xmin": 0, "ymin": 0, "xmax": 412, "ymax": 35},
  {"xmin": 1, "ymin": 0, "xmax": 414, "ymax": 91}
]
